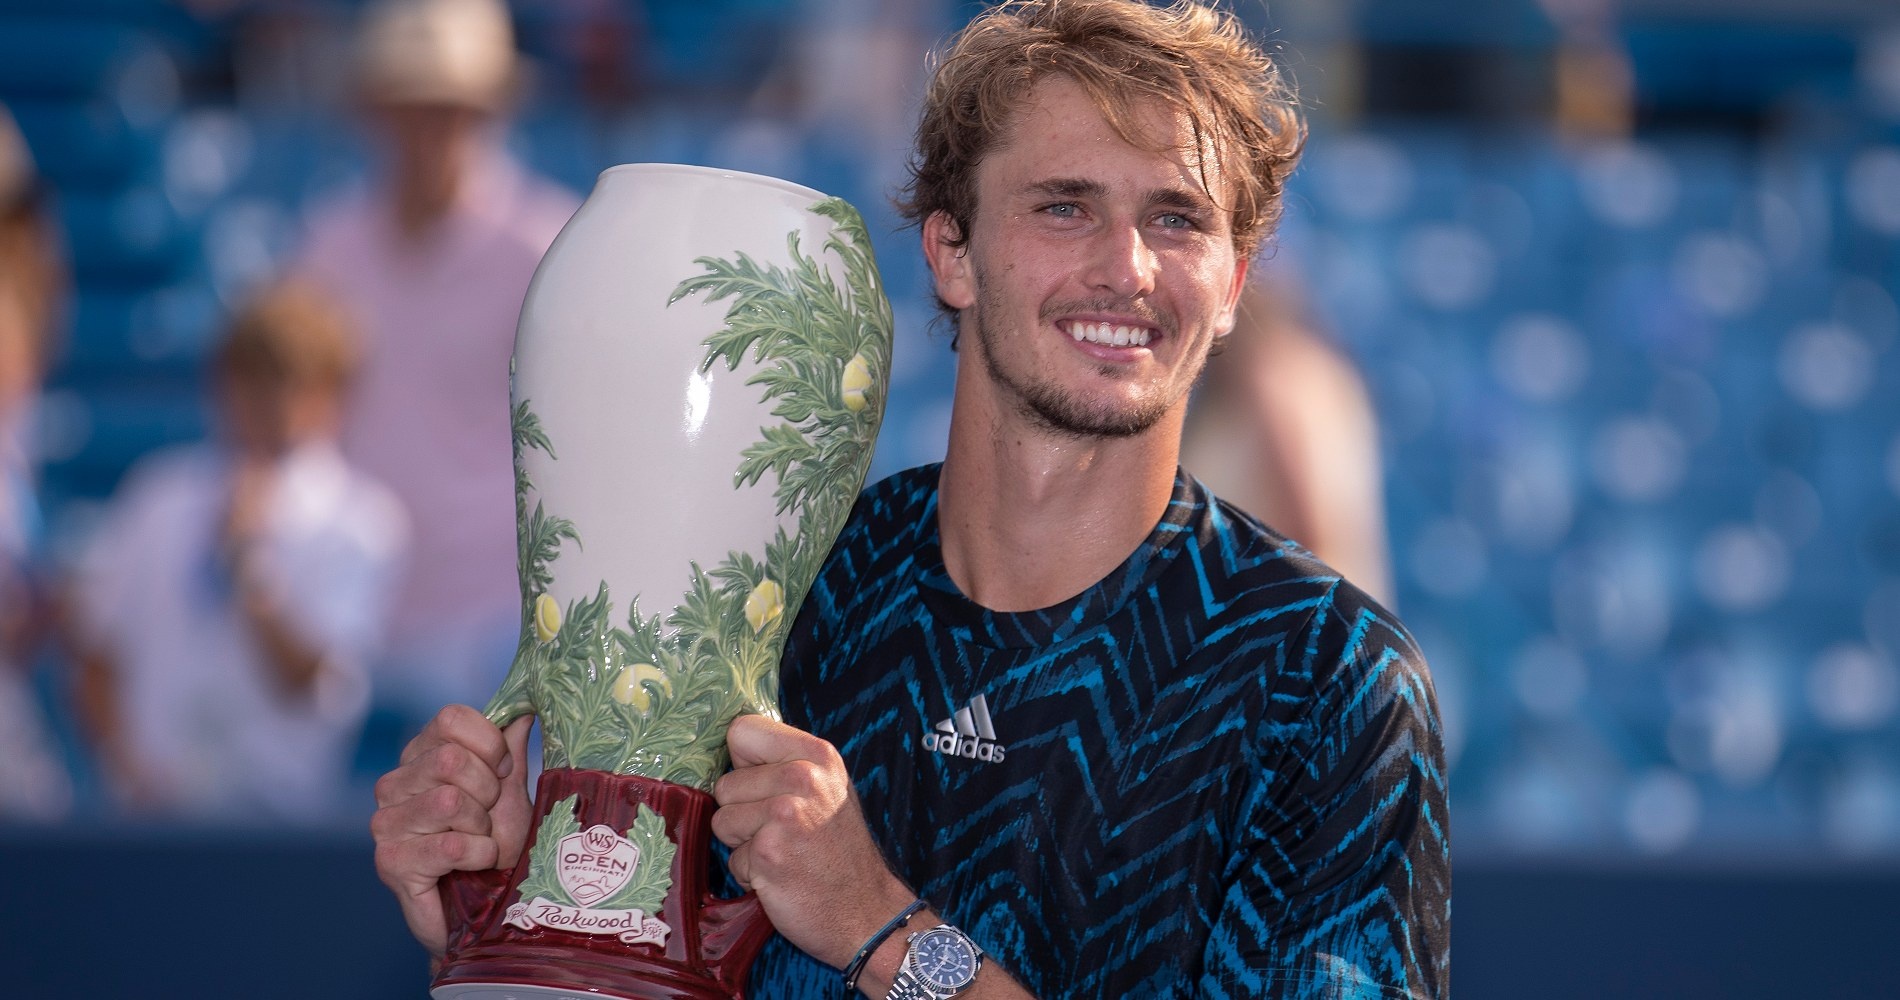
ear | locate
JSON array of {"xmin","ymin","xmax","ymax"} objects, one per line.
[
  {"xmin": 922, "ymin": 211, "xmax": 976, "ymax": 312},
  {"xmin": 1212, "ymin": 255, "xmax": 1250, "ymax": 338}
]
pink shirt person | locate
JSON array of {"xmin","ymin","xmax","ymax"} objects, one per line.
[{"xmin": 294, "ymin": 145, "xmax": 578, "ymax": 710}]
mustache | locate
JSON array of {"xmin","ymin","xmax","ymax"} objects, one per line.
[{"xmin": 1038, "ymin": 299, "xmax": 1176, "ymax": 337}]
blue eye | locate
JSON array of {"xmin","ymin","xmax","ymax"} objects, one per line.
[
  {"xmin": 1157, "ymin": 213, "xmax": 1192, "ymax": 229},
  {"xmin": 1044, "ymin": 203, "xmax": 1078, "ymax": 218}
]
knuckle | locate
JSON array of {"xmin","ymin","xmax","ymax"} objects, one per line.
[
  {"xmin": 787, "ymin": 759, "xmax": 825, "ymax": 795},
  {"xmin": 372, "ymin": 841, "xmax": 405, "ymax": 885},
  {"xmin": 750, "ymin": 827, "xmax": 790, "ymax": 869},
  {"xmin": 431, "ymin": 830, "xmax": 473, "ymax": 868},
  {"xmin": 426, "ymin": 783, "xmax": 465, "ymax": 817},
  {"xmin": 430, "ymin": 743, "xmax": 469, "ymax": 781},
  {"xmin": 458, "ymin": 832, "xmax": 500, "ymax": 871},
  {"xmin": 376, "ymin": 836, "xmax": 441, "ymax": 884},
  {"xmin": 369, "ymin": 805, "xmax": 397, "ymax": 842},
  {"xmin": 372, "ymin": 770, "xmax": 401, "ymax": 807},
  {"xmin": 766, "ymin": 795, "xmax": 804, "ymax": 827},
  {"xmin": 438, "ymin": 704, "xmax": 478, "ymax": 728},
  {"xmin": 396, "ymin": 730, "xmax": 434, "ymax": 766},
  {"xmin": 463, "ymin": 798, "xmax": 494, "ymax": 836}
]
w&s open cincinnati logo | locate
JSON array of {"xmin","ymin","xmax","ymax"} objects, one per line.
[{"xmin": 921, "ymin": 693, "xmax": 1007, "ymax": 763}]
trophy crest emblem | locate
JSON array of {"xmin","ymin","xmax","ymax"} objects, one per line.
[
  {"xmin": 560, "ymin": 825, "xmax": 640, "ymax": 907},
  {"xmin": 501, "ymin": 795, "xmax": 676, "ymax": 949}
]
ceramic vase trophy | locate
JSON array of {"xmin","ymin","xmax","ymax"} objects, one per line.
[{"xmin": 431, "ymin": 165, "xmax": 893, "ymax": 999}]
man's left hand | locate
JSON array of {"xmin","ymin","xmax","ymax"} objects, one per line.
[{"xmin": 711, "ymin": 713, "xmax": 916, "ymax": 969}]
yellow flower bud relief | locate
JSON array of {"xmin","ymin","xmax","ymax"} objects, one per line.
[
  {"xmin": 841, "ymin": 353, "xmax": 873, "ymax": 412},
  {"xmin": 744, "ymin": 579, "xmax": 785, "ymax": 633},
  {"xmin": 533, "ymin": 593, "xmax": 562, "ymax": 643},
  {"xmin": 612, "ymin": 663, "xmax": 673, "ymax": 715}
]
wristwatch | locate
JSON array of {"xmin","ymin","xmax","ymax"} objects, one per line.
[{"xmin": 885, "ymin": 923, "xmax": 984, "ymax": 999}]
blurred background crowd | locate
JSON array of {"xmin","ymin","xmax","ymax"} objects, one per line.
[{"xmin": 0, "ymin": 0, "xmax": 1897, "ymax": 992}]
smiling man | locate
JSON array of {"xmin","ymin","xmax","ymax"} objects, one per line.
[
  {"xmin": 371, "ymin": 2, "xmax": 1449, "ymax": 997},
  {"xmin": 939, "ymin": 82, "xmax": 1241, "ymax": 444}
]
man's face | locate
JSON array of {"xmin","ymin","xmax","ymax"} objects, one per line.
[
  {"xmin": 218, "ymin": 373, "xmax": 341, "ymax": 460},
  {"xmin": 370, "ymin": 102, "xmax": 486, "ymax": 213},
  {"xmin": 927, "ymin": 75, "xmax": 1248, "ymax": 439}
]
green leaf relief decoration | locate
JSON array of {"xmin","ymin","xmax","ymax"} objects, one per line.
[
  {"xmin": 512, "ymin": 793, "xmax": 582, "ymax": 906},
  {"xmin": 485, "ymin": 196, "xmax": 890, "ymax": 791},
  {"xmin": 601, "ymin": 804, "xmax": 677, "ymax": 915}
]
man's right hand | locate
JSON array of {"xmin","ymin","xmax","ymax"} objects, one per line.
[{"xmin": 371, "ymin": 705, "xmax": 533, "ymax": 956}]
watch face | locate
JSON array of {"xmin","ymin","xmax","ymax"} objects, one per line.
[{"xmin": 913, "ymin": 926, "xmax": 979, "ymax": 990}]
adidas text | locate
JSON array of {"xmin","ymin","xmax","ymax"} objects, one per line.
[
  {"xmin": 921, "ymin": 731, "xmax": 1007, "ymax": 762},
  {"xmin": 922, "ymin": 693, "xmax": 1007, "ymax": 764}
]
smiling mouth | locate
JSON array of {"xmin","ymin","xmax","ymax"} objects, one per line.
[{"xmin": 1062, "ymin": 320, "xmax": 1155, "ymax": 348}]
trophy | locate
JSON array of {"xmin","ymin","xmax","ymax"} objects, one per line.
[{"xmin": 431, "ymin": 165, "xmax": 892, "ymax": 999}]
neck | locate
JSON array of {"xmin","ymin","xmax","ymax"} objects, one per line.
[
  {"xmin": 393, "ymin": 175, "xmax": 457, "ymax": 238},
  {"xmin": 936, "ymin": 366, "xmax": 1183, "ymax": 613}
]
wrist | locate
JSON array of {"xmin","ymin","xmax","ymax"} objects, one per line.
[
  {"xmin": 840, "ymin": 898, "xmax": 926, "ymax": 997},
  {"xmin": 828, "ymin": 875, "xmax": 922, "ymax": 968},
  {"xmin": 855, "ymin": 912, "xmax": 942, "ymax": 997}
]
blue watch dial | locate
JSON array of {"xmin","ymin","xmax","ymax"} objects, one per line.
[{"xmin": 913, "ymin": 927, "xmax": 978, "ymax": 989}]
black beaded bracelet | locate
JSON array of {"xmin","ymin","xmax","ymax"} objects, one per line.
[{"xmin": 840, "ymin": 897, "xmax": 928, "ymax": 998}]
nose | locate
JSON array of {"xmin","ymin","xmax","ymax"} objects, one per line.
[{"xmin": 1082, "ymin": 223, "xmax": 1157, "ymax": 299}]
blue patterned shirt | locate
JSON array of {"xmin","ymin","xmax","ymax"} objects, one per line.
[{"xmin": 745, "ymin": 465, "xmax": 1449, "ymax": 998}]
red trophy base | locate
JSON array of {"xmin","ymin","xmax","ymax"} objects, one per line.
[{"xmin": 433, "ymin": 769, "xmax": 771, "ymax": 999}]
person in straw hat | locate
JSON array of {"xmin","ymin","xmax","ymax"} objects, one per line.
[{"xmin": 289, "ymin": 0, "xmax": 578, "ymax": 750}]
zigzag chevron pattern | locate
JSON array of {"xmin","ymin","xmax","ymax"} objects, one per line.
[{"xmin": 745, "ymin": 466, "xmax": 1449, "ymax": 998}]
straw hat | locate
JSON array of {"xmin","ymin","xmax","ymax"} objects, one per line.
[{"xmin": 355, "ymin": 0, "xmax": 517, "ymax": 111}]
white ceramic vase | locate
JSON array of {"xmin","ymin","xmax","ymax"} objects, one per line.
[
  {"xmin": 488, "ymin": 163, "xmax": 892, "ymax": 790},
  {"xmin": 434, "ymin": 165, "xmax": 891, "ymax": 1000}
]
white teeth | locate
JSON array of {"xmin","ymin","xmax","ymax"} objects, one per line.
[{"xmin": 1065, "ymin": 322, "xmax": 1152, "ymax": 348}]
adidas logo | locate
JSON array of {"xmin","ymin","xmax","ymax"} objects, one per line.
[{"xmin": 920, "ymin": 694, "xmax": 1008, "ymax": 763}]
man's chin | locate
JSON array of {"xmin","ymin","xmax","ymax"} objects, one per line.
[{"xmin": 1020, "ymin": 396, "xmax": 1169, "ymax": 440}]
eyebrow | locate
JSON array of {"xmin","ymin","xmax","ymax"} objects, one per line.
[
  {"xmin": 1022, "ymin": 177, "xmax": 1218, "ymax": 215},
  {"xmin": 1025, "ymin": 177, "xmax": 1108, "ymax": 200}
]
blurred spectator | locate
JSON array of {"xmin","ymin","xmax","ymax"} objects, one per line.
[
  {"xmin": 289, "ymin": 0, "xmax": 577, "ymax": 734},
  {"xmin": 68, "ymin": 281, "xmax": 406, "ymax": 822},
  {"xmin": 0, "ymin": 104, "xmax": 73, "ymax": 821},
  {"xmin": 1181, "ymin": 278, "xmax": 1396, "ymax": 607},
  {"xmin": 554, "ymin": 0, "xmax": 651, "ymax": 115},
  {"xmin": 1539, "ymin": 0, "xmax": 1634, "ymax": 137},
  {"xmin": 750, "ymin": 0, "xmax": 935, "ymax": 159}
]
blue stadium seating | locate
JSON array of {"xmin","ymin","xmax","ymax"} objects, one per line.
[{"xmin": 3, "ymin": 0, "xmax": 1897, "ymax": 870}]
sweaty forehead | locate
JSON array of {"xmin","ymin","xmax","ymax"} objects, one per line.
[{"xmin": 987, "ymin": 75, "xmax": 1230, "ymax": 203}]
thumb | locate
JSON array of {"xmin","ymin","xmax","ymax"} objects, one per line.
[
  {"xmin": 498, "ymin": 714, "xmax": 535, "ymax": 781},
  {"xmin": 493, "ymin": 714, "xmax": 537, "ymax": 862}
]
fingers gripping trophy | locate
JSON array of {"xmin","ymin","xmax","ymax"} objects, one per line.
[{"xmin": 432, "ymin": 165, "xmax": 892, "ymax": 999}]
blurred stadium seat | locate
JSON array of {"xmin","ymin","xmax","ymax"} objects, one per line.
[{"xmin": 1, "ymin": 1, "xmax": 1897, "ymax": 995}]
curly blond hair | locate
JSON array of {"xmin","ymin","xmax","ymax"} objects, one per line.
[{"xmin": 898, "ymin": 0, "xmax": 1304, "ymax": 263}]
